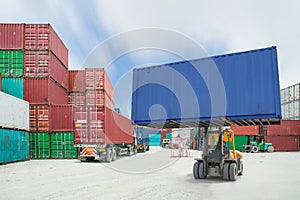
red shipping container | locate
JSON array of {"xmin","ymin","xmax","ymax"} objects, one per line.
[
  {"xmin": 30, "ymin": 104, "xmax": 50, "ymax": 132},
  {"xmin": 0, "ymin": 24, "xmax": 24, "ymax": 49},
  {"xmin": 86, "ymin": 90, "xmax": 114, "ymax": 110},
  {"xmin": 267, "ymin": 120, "xmax": 300, "ymax": 136},
  {"xmin": 50, "ymin": 104, "xmax": 74, "ymax": 132},
  {"xmin": 265, "ymin": 135, "xmax": 299, "ymax": 151},
  {"xmin": 68, "ymin": 92, "xmax": 86, "ymax": 106},
  {"xmin": 24, "ymin": 50, "xmax": 68, "ymax": 89},
  {"xmin": 68, "ymin": 70, "xmax": 85, "ymax": 92},
  {"xmin": 74, "ymin": 106, "xmax": 133, "ymax": 145},
  {"xmin": 24, "ymin": 78, "xmax": 68, "ymax": 104},
  {"xmin": 24, "ymin": 24, "xmax": 68, "ymax": 67},
  {"xmin": 160, "ymin": 129, "xmax": 172, "ymax": 141},
  {"xmin": 231, "ymin": 125, "xmax": 259, "ymax": 136},
  {"xmin": 30, "ymin": 104, "xmax": 73, "ymax": 132},
  {"xmin": 85, "ymin": 68, "xmax": 114, "ymax": 100}
]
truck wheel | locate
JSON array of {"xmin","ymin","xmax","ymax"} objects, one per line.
[
  {"xmin": 112, "ymin": 149, "xmax": 117, "ymax": 161},
  {"xmin": 198, "ymin": 162, "xmax": 206, "ymax": 179},
  {"xmin": 105, "ymin": 149, "xmax": 113, "ymax": 162},
  {"xmin": 252, "ymin": 146, "xmax": 259, "ymax": 153},
  {"xmin": 229, "ymin": 163, "xmax": 237, "ymax": 181},
  {"xmin": 193, "ymin": 162, "xmax": 200, "ymax": 179},
  {"xmin": 238, "ymin": 160, "xmax": 243, "ymax": 176},
  {"xmin": 267, "ymin": 146, "xmax": 274, "ymax": 153},
  {"xmin": 223, "ymin": 163, "xmax": 229, "ymax": 180}
]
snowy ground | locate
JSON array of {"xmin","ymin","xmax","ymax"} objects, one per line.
[{"xmin": 1, "ymin": 147, "xmax": 300, "ymax": 200}]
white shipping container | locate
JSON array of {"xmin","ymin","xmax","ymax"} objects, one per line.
[
  {"xmin": 0, "ymin": 91, "xmax": 29, "ymax": 131},
  {"xmin": 172, "ymin": 128, "xmax": 193, "ymax": 138}
]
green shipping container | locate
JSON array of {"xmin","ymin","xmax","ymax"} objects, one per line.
[
  {"xmin": 29, "ymin": 132, "xmax": 50, "ymax": 159},
  {"xmin": 229, "ymin": 136, "xmax": 248, "ymax": 151},
  {"xmin": 51, "ymin": 132, "xmax": 77, "ymax": 159},
  {"xmin": 0, "ymin": 50, "xmax": 23, "ymax": 77},
  {"xmin": 2, "ymin": 78, "xmax": 24, "ymax": 99},
  {"xmin": 0, "ymin": 129, "xmax": 29, "ymax": 164}
]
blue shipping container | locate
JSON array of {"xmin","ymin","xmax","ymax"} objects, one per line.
[
  {"xmin": 2, "ymin": 77, "xmax": 24, "ymax": 99},
  {"xmin": 132, "ymin": 46, "xmax": 281, "ymax": 128},
  {"xmin": 0, "ymin": 128, "xmax": 29, "ymax": 164}
]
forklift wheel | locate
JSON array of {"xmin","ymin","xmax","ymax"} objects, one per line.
[
  {"xmin": 193, "ymin": 162, "xmax": 200, "ymax": 179},
  {"xmin": 252, "ymin": 146, "xmax": 259, "ymax": 153},
  {"xmin": 229, "ymin": 163, "xmax": 237, "ymax": 181},
  {"xmin": 223, "ymin": 163, "xmax": 229, "ymax": 180},
  {"xmin": 198, "ymin": 162, "xmax": 206, "ymax": 179}
]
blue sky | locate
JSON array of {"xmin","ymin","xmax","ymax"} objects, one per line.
[{"xmin": 1, "ymin": 0, "xmax": 300, "ymax": 116}]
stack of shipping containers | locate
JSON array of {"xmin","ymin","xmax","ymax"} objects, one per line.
[
  {"xmin": 0, "ymin": 23, "xmax": 76, "ymax": 160},
  {"xmin": 68, "ymin": 68, "xmax": 115, "ymax": 145},
  {"xmin": 281, "ymin": 83, "xmax": 300, "ymax": 120},
  {"xmin": 0, "ymin": 92, "xmax": 29, "ymax": 164},
  {"xmin": 0, "ymin": 24, "xmax": 24, "ymax": 99}
]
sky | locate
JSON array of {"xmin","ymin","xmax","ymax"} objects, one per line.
[{"xmin": 1, "ymin": 0, "xmax": 299, "ymax": 117}]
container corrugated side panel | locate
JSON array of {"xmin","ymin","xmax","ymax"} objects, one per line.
[
  {"xmin": 0, "ymin": 129, "xmax": 29, "ymax": 164},
  {"xmin": 267, "ymin": 120, "xmax": 300, "ymax": 136},
  {"xmin": 24, "ymin": 78, "xmax": 68, "ymax": 104},
  {"xmin": 2, "ymin": 78, "xmax": 24, "ymax": 99},
  {"xmin": 24, "ymin": 51, "xmax": 68, "ymax": 90},
  {"xmin": 0, "ymin": 91, "xmax": 29, "ymax": 131},
  {"xmin": 0, "ymin": 50, "xmax": 23, "ymax": 77},
  {"xmin": 232, "ymin": 136, "xmax": 248, "ymax": 151},
  {"xmin": 265, "ymin": 135, "xmax": 298, "ymax": 151},
  {"xmin": 49, "ymin": 25, "xmax": 68, "ymax": 68},
  {"xmin": 132, "ymin": 46, "xmax": 281, "ymax": 127},
  {"xmin": 29, "ymin": 132, "xmax": 50, "ymax": 159},
  {"xmin": 0, "ymin": 24, "xmax": 24, "ymax": 49},
  {"xmin": 231, "ymin": 125, "xmax": 259, "ymax": 136},
  {"xmin": 50, "ymin": 105, "xmax": 73, "ymax": 132},
  {"xmin": 105, "ymin": 107, "xmax": 134, "ymax": 144},
  {"xmin": 68, "ymin": 70, "xmax": 85, "ymax": 92},
  {"xmin": 0, "ymin": 128, "xmax": 29, "ymax": 164}
]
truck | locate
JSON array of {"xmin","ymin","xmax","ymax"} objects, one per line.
[
  {"xmin": 74, "ymin": 106, "xmax": 136, "ymax": 162},
  {"xmin": 134, "ymin": 126, "xmax": 150, "ymax": 152}
]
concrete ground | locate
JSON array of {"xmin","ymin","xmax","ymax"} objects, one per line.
[{"xmin": 1, "ymin": 147, "xmax": 300, "ymax": 200}]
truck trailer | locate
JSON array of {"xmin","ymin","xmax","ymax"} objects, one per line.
[{"xmin": 74, "ymin": 106, "xmax": 136, "ymax": 162}]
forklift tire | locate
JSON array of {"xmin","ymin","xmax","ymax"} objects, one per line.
[
  {"xmin": 105, "ymin": 149, "xmax": 113, "ymax": 162},
  {"xmin": 229, "ymin": 163, "xmax": 237, "ymax": 181},
  {"xmin": 146, "ymin": 145, "xmax": 150, "ymax": 151},
  {"xmin": 198, "ymin": 162, "xmax": 206, "ymax": 179},
  {"xmin": 223, "ymin": 163, "xmax": 229, "ymax": 180},
  {"xmin": 267, "ymin": 146, "xmax": 274, "ymax": 153},
  {"xmin": 252, "ymin": 146, "xmax": 259, "ymax": 153},
  {"xmin": 112, "ymin": 149, "xmax": 117, "ymax": 161},
  {"xmin": 238, "ymin": 160, "xmax": 243, "ymax": 176},
  {"xmin": 193, "ymin": 162, "xmax": 200, "ymax": 179}
]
